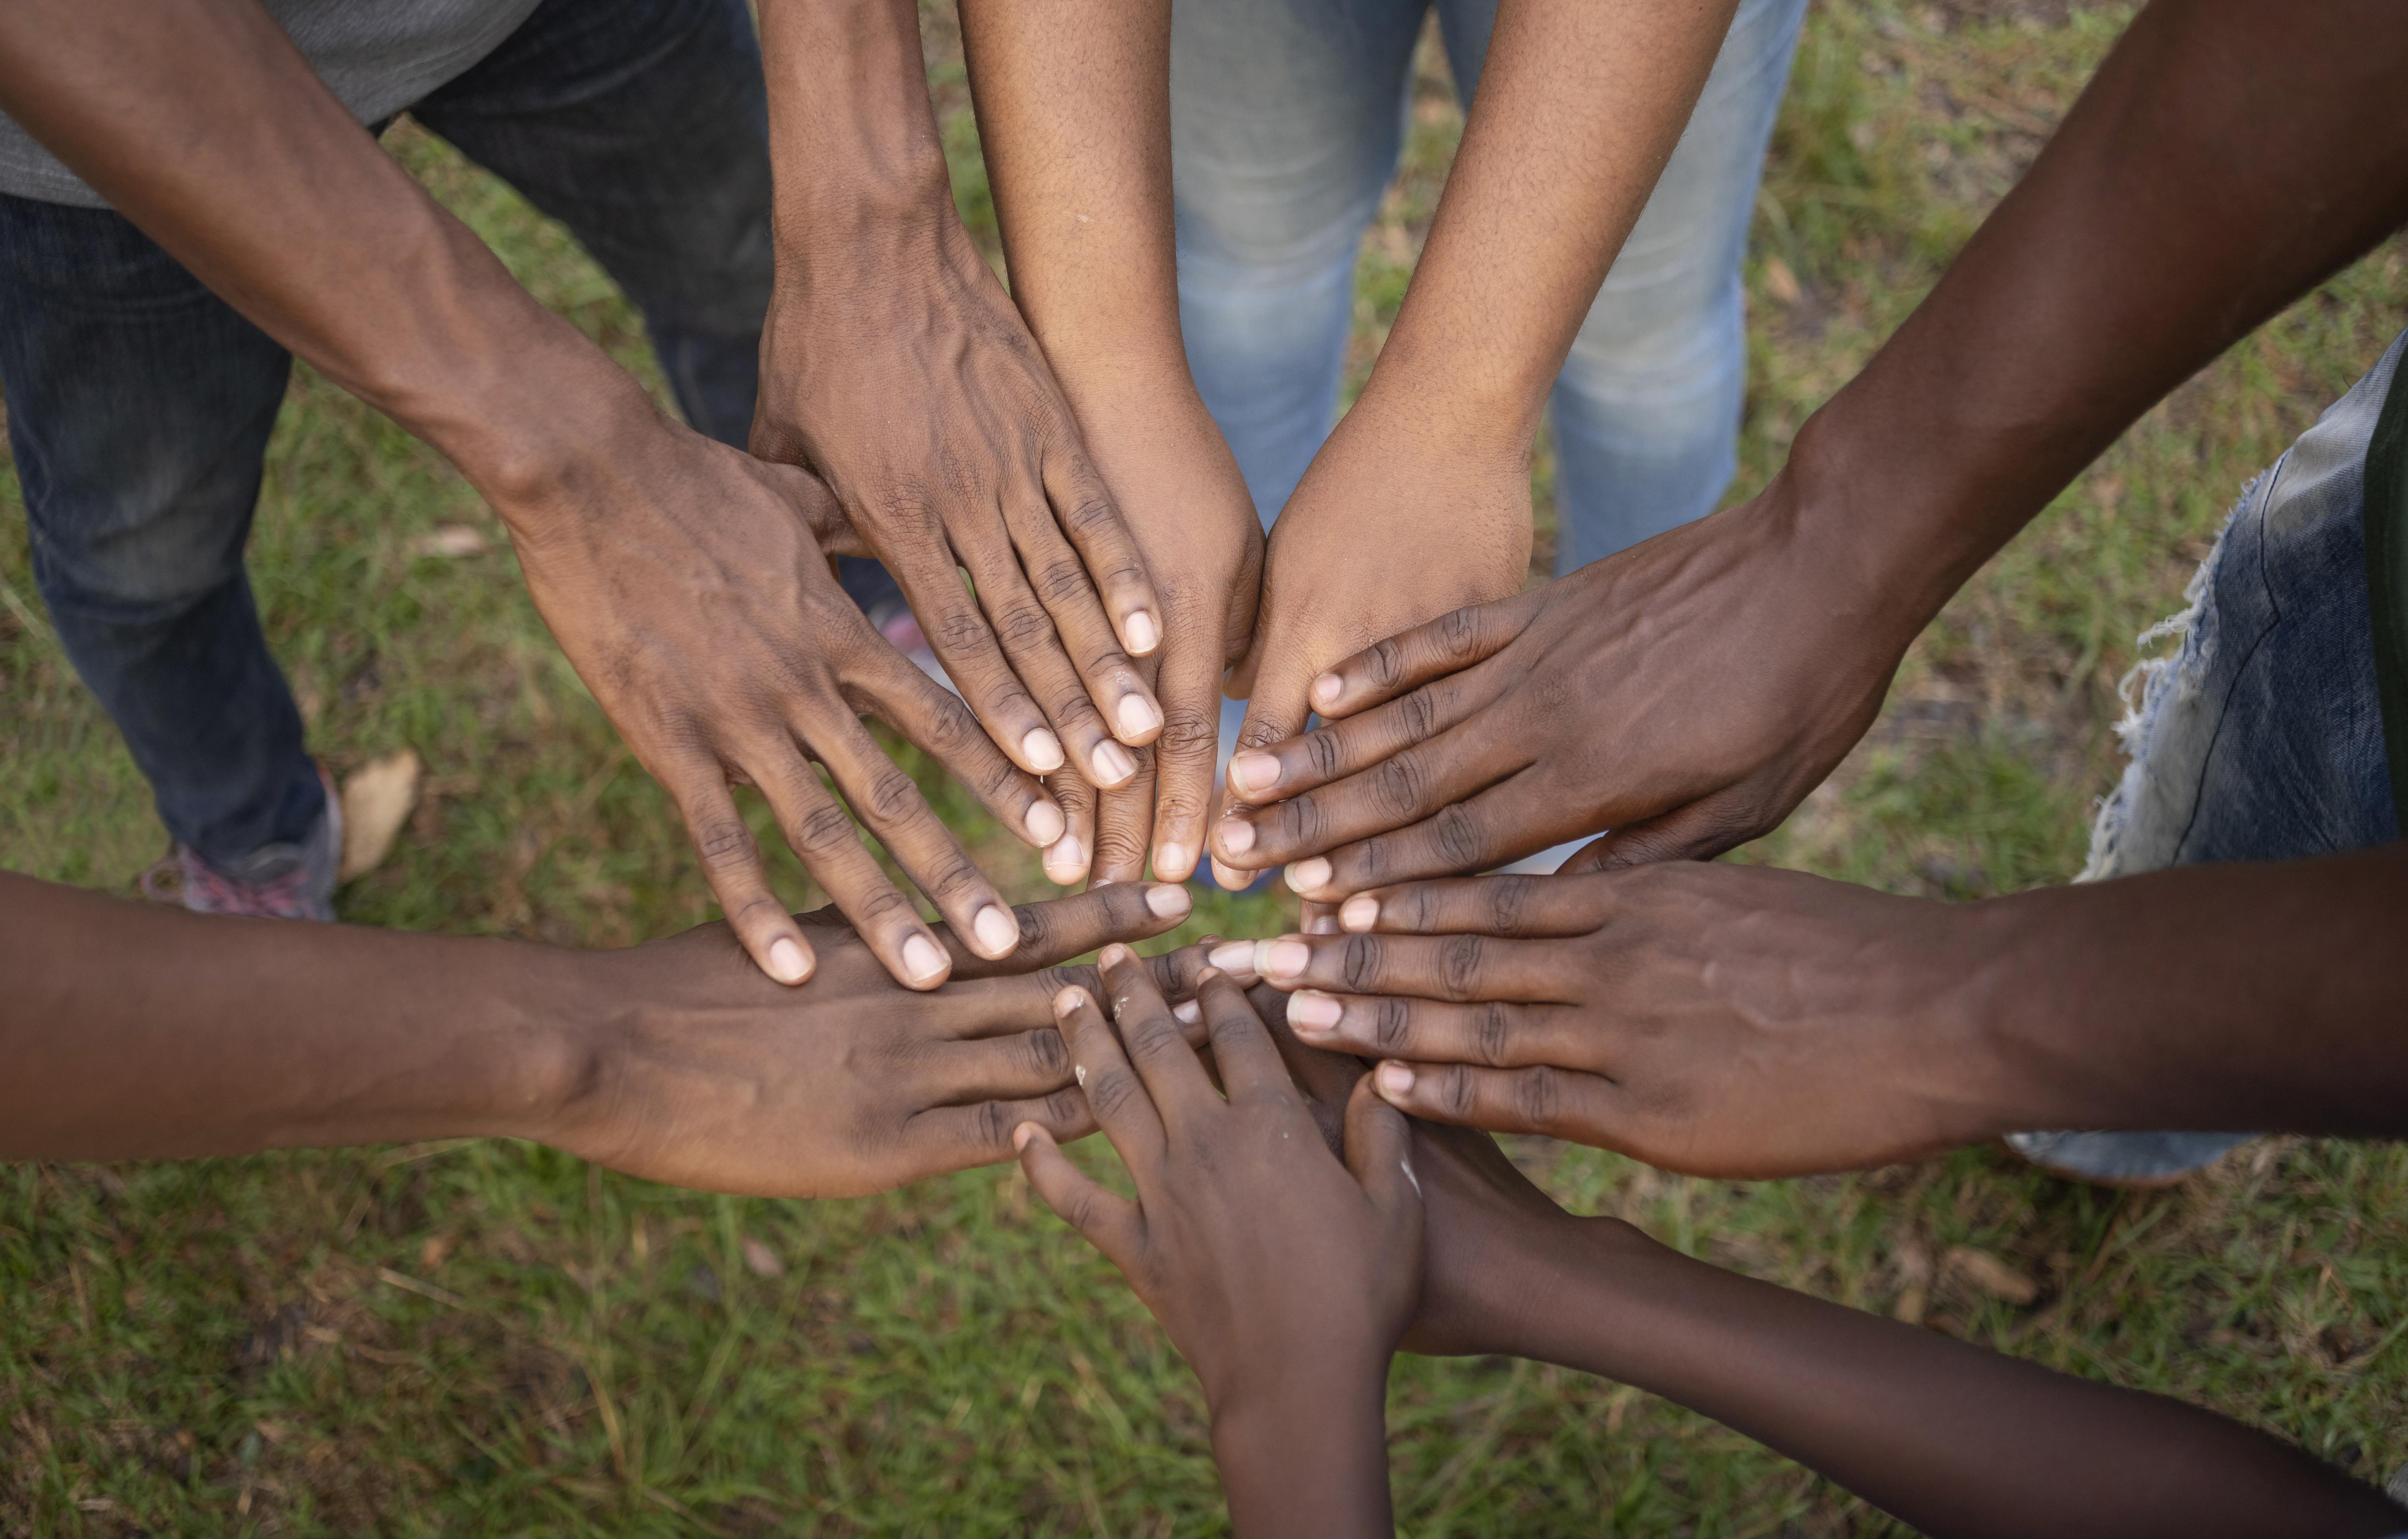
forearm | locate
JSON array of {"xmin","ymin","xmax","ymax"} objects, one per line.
[
  {"xmin": 959, "ymin": 0, "xmax": 1187, "ymax": 394},
  {"xmin": 0, "ymin": 873, "xmax": 587, "ymax": 1161},
  {"xmin": 1360, "ymin": 0, "xmax": 1736, "ymax": 453},
  {"xmin": 0, "ymin": 0, "xmax": 642, "ymax": 514},
  {"xmin": 1497, "ymin": 1219, "xmax": 2401, "ymax": 1538},
  {"xmin": 1953, "ymin": 844, "xmax": 2408, "ymax": 1140},
  {"xmin": 1210, "ymin": 1377, "xmax": 1395, "ymax": 1539},
  {"xmin": 1786, "ymin": 0, "xmax": 2408, "ymax": 624}
]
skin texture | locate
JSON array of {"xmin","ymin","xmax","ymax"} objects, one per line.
[
  {"xmin": 0, "ymin": 870, "xmax": 1205, "ymax": 1196},
  {"xmin": 1247, "ymin": 996, "xmax": 2405, "ymax": 1539},
  {"xmin": 1207, "ymin": 0, "xmax": 1739, "ymax": 889},
  {"xmin": 1234, "ymin": 847, "xmax": 2408, "ymax": 1177},
  {"xmin": 1016, "ymin": 953, "xmax": 1418, "ymax": 1538},
  {"xmin": 1217, "ymin": 0, "xmax": 2408, "ymax": 896},
  {"xmin": 0, "ymin": 0, "xmax": 1057, "ymax": 991},
  {"xmin": 958, "ymin": 0, "xmax": 1263, "ymax": 887},
  {"xmin": 753, "ymin": 0, "xmax": 1166, "ymax": 801}
]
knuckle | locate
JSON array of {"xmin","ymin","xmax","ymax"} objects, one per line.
[
  {"xmin": 1086, "ymin": 1067, "xmax": 1142, "ymax": 1121},
  {"xmin": 997, "ymin": 604, "xmax": 1058, "ymax": 653},
  {"xmin": 1340, "ymin": 934, "xmax": 1383, "ymax": 994},
  {"xmin": 976, "ymin": 1098, "xmax": 1013, "ymax": 1151},
  {"xmin": 1431, "ymin": 804, "xmax": 1485, "ymax": 871},
  {"xmin": 1035, "ymin": 559, "xmax": 1090, "ymax": 607},
  {"xmin": 1512, "ymin": 1066, "xmax": 1564, "ymax": 1132},
  {"xmin": 1397, "ymin": 687, "xmax": 1439, "ymax": 744},
  {"xmin": 1304, "ymin": 730, "xmax": 1343, "ymax": 782},
  {"xmin": 692, "ymin": 817, "xmax": 757, "ymax": 871},
  {"xmin": 1440, "ymin": 1065, "xmax": 1480, "ymax": 1120},
  {"xmin": 1488, "ymin": 875, "xmax": 1535, "ymax": 936},
  {"xmin": 863, "ymin": 766, "xmax": 924, "ymax": 824},
  {"xmin": 794, "ymin": 801, "xmax": 861, "ymax": 855},
  {"xmin": 1440, "ymin": 935, "xmax": 1485, "ymax": 1001},
  {"xmin": 1026, "ymin": 1028, "xmax": 1069, "ymax": 1078},
  {"xmin": 933, "ymin": 606, "xmax": 991, "ymax": 657},
  {"xmin": 1370, "ymin": 755, "xmax": 1426, "ymax": 821},
  {"xmin": 1474, "ymin": 1003, "xmax": 1512, "ymax": 1067},
  {"xmin": 1436, "ymin": 604, "xmax": 1482, "ymax": 660},
  {"xmin": 1365, "ymin": 638, "xmax": 1405, "ymax": 689},
  {"xmin": 1373, "ymin": 996, "xmax": 1412, "ymax": 1055},
  {"xmin": 1156, "ymin": 707, "xmax": 1218, "ymax": 760},
  {"xmin": 1059, "ymin": 495, "xmax": 1118, "ymax": 536}
]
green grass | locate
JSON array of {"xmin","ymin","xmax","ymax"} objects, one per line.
[{"xmin": 6, "ymin": 0, "xmax": 2408, "ymax": 1532}]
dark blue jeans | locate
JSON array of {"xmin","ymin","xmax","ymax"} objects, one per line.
[{"xmin": 0, "ymin": 0, "xmax": 784, "ymax": 864}]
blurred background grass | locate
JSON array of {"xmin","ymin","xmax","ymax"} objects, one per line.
[{"xmin": 5, "ymin": 0, "xmax": 2407, "ymax": 1532}]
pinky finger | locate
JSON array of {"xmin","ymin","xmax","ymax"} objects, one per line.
[
  {"xmin": 672, "ymin": 768, "xmax": 815, "ymax": 985},
  {"xmin": 1015, "ymin": 1121, "xmax": 1143, "ymax": 1265}
]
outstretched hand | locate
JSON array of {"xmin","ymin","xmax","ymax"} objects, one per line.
[
  {"xmin": 1242, "ymin": 864, "xmax": 2001, "ymax": 1177},
  {"xmin": 1215, "ymin": 477, "xmax": 1915, "ymax": 899},
  {"xmin": 1016, "ymin": 947, "xmax": 1418, "ymax": 1537},
  {"xmin": 546, "ymin": 881, "xmax": 1204, "ymax": 1199},
  {"xmin": 507, "ymin": 412, "xmax": 1070, "ymax": 992}
]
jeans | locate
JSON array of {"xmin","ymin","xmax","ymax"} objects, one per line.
[
  {"xmin": 1170, "ymin": 0, "xmax": 1807, "ymax": 567},
  {"xmin": 0, "ymin": 0, "xmax": 778, "ymax": 865},
  {"xmin": 2010, "ymin": 329, "xmax": 2405, "ymax": 1183}
]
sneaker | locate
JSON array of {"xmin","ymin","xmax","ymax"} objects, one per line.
[{"xmin": 140, "ymin": 766, "xmax": 342, "ymax": 921}]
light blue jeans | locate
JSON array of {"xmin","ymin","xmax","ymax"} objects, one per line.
[
  {"xmin": 1169, "ymin": 0, "xmax": 1807, "ymax": 567},
  {"xmin": 2011, "ymin": 330, "xmax": 2405, "ymax": 1183}
]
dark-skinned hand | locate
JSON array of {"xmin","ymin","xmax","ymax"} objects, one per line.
[
  {"xmin": 1243, "ymin": 864, "xmax": 2000, "ymax": 1178},
  {"xmin": 1214, "ymin": 475, "xmax": 1913, "ymax": 900},
  {"xmin": 506, "ymin": 415, "xmax": 1068, "ymax": 992},
  {"xmin": 548, "ymin": 881, "xmax": 1204, "ymax": 1198}
]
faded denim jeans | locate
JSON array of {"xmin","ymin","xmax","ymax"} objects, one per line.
[
  {"xmin": 1170, "ymin": 0, "xmax": 1807, "ymax": 564},
  {"xmin": 0, "ymin": 0, "xmax": 780, "ymax": 865},
  {"xmin": 2011, "ymin": 329, "xmax": 2405, "ymax": 1184}
]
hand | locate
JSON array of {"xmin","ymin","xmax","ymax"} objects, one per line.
[
  {"xmin": 754, "ymin": 219, "xmax": 1168, "ymax": 794},
  {"xmin": 1015, "ymin": 949, "xmax": 1418, "ymax": 1535},
  {"xmin": 1043, "ymin": 388, "xmax": 1263, "ymax": 887},
  {"xmin": 1214, "ymin": 471, "xmax": 1917, "ymax": 900},
  {"xmin": 1245, "ymin": 864, "xmax": 2008, "ymax": 1178},
  {"xmin": 1223, "ymin": 979, "xmax": 1602, "ymax": 1360},
  {"xmin": 1210, "ymin": 406, "xmax": 1532, "ymax": 889},
  {"xmin": 501, "ymin": 407, "xmax": 1065, "ymax": 990},
  {"xmin": 546, "ymin": 881, "xmax": 1200, "ymax": 1198}
]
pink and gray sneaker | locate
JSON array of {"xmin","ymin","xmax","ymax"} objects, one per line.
[{"xmin": 140, "ymin": 767, "xmax": 343, "ymax": 921}]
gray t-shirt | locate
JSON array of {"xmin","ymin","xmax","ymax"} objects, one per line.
[{"xmin": 0, "ymin": 0, "xmax": 543, "ymax": 208}]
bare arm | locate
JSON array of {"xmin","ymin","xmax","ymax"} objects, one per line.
[
  {"xmin": 0, "ymin": 0, "xmax": 1068, "ymax": 990},
  {"xmin": 956, "ymin": 0, "xmax": 1263, "ymax": 887},
  {"xmin": 0, "ymin": 870, "xmax": 1194, "ymax": 1194},
  {"xmin": 1214, "ymin": 0, "xmax": 1739, "ymax": 885},
  {"xmin": 1216, "ymin": 0, "xmax": 2408, "ymax": 892}
]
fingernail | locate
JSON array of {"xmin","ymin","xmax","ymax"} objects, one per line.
[
  {"xmin": 1115, "ymin": 693, "xmax": 1161, "ymax": 741},
  {"xmin": 1211, "ymin": 859, "xmax": 1250, "ymax": 891},
  {"xmin": 1254, "ymin": 937, "xmax": 1309, "ymax": 982},
  {"xmin": 1054, "ymin": 985, "xmax": 1091, "ymax": 1015},
  {"xmin": 1288, "ymin": 990, "xmax": 1342, "ymax": 1031},
  {"xmin": 1155, "ymin": 842, "xmax": 1191, "ymax": 880},
  {"xmin": 1091, "ymin": 740, "xmax": 1137, "ymax": 784},
  {"xmin": 1012, "ymin": 1122, "xmax": 1037, "ymax": 1151},
  {"xmin": 1173, "ymin": 1000, "xmax": 1201, "ymax": 1024},
  {"xmin": 1099, "ymin": 943, "xmax": 1132, "ymax": 967},
  {"xmin": 902, "ymin": 933, "xmax": 948, "ymax": 983},
  {"xmin": 1217, "ymin": 818, "xmax": 1255, "ymax": 857},
  {"xmin": 1144, "ymin": 882, "xmax": 1191, "ymax": 920},
  {"xmin": 972, "ymin": 904, "xmax": 1020, "ymax": 957},
  {"xmin": 1377, "ymin": 1061, "xmax": 1415, "ymax": 1098},
  {"xmin": 1229, "ymin": 752, "xmax": 1279, "ymax": 797},
  {"xmin": 1206, "ymin": 940, "xmax": 1259, "ymax": 982},
  {"xmin": 1287, "ymin": 857, "xmax": 1333, "ymax": 895},
  {"xmin": 1126, "ymin": 610, "xmax": 1159, "ymax": 655},
  {"xmin": 1044, "ymin": 834, "xmax": 1086, "ymax": 879},
  {"xmin": 1311, "ymin": 673, "xmax": 1343, "ymax": 709},
  {"xmin": 1023, "ymin": 729, "xmax": 1065, "ymax": 773},
  {"xmin": 767, "ymin": 936, "xmax": 811, "ymax": 984},
  {"xmin": 1340, "ymin": 894, "xmax": 1379, "ymax": 932},
  {"xmin": 1025, "ymin": 800, "xmax": 1066, "ymax": 846}
]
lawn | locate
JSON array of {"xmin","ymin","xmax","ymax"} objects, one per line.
[{"xmin": 6, "ymin": 0, "xmax": 2407, "ymax": 1533}]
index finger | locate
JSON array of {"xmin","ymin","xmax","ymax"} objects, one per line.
[
  {"xmin": 1193, "ymin": 968, "xmax": 1293, "ymax": 1102},
  {"xmin": 1042, "ymin": 439, "xmax": 1162, "ymax": 662},
  {"xmin": 1099, "ymin": 942, "xmax": 1216, "ymax": 1120},
  {"xmin": 1054, "ymin": 981, "xmax": 1165, "ymax": 1172},
  {"xmin": 1305, "ymin": 592, "xmax": 1537, "ymax": 720},
  {"xmin": 945, "ymin": 881, "xmax": 1193, "ymax": 980}
]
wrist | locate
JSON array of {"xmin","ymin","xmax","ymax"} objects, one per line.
[
  {"xmin": 487, "ymin": 945, "xmax": 622, "ymax": 1149},
  {"xmin": 1208, "ymin": 1364, "xmax": 1394, "ymax": 1538}
]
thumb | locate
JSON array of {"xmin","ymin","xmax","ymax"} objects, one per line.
[
  {"xmin": 1343, "ymin": 1077, "xmax": 1422, "ymax": 1219},
  {"xmin": 1015, "ymin": 1123, "xmax": 1142, "ymax": 1267}
]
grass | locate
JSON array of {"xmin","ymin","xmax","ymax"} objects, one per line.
[{"xmin": 6, "ymin": 0, "xmax": 2408, "ymax": 1531}]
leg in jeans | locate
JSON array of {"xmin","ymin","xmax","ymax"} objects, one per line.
[
  {"xmin": 0, "ymin": 195, "xmax": 326, "ymax": 870},
  {"xmin": 406, "ymin": 0, "xmax": 907, "ymax": 621},
  {"xmin": 1435, "ymin": 0, "xmax": 1806, "ymax": 573},
  {"xmin": 2011, "ymin": 330, "xmax": 2405, "ymax": 1183},
  {"xmin": 1170, "ymin": 0, "xmax": 1427, "ymax": 531}
]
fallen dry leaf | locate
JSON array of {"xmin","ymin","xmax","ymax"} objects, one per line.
[
  {"xmin": 741, "ymin": 1236, "xmax": 786, "ymax": 1279},
  {"xmin": 339, "ymin": 750, "xmax": 422, "ymax": 882},
  {"xmin": 1762, "ymin": 255, "xmax": 1804, "ymax": 308},
  {"xmin": 410, "ymin": 525, "xmax": 489, "ymax": 559},
  {"xmin": 1943, "ymin": 1244, "xmax": 2039, "ymax": 1306},
  {"xmin": 419, "ymin": 1233, "xmax": 458, "ymax": 1270}
]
